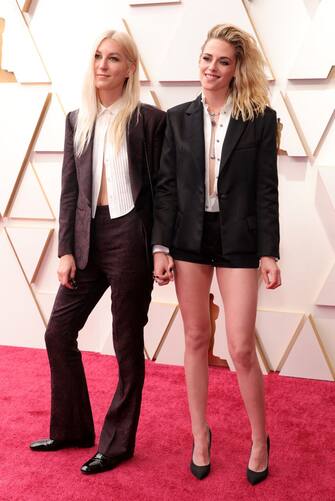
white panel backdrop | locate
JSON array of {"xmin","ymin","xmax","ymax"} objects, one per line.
[{"xmin": 0, "ymin": 0, "xmax": 334, "ymax": 380}]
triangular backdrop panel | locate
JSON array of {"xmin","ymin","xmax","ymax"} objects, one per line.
[
  {"xmin": 312, "ymin": 316, "xmax": 335, "ymax": 374},
  {"xmin": 256, "ymin": 310, "xmax": 305, "ymax": 371},
  {"xmin": 158, "ymin": 0, "xmax": 271, "ymax": 81},
  {"xmin": 0, "ymin": 1, "xmax": 49, "ymax": 82},
  {"xmin": 288, "ymin": 0, "xmax": 335, "ymax": 79},
  {"xmin": 255, "ymin": 342, "xmax": 270, "ymax": 375},
  {"xmin": 144, "ymin": 301, "xmax": 178, "ymax": 360},
  {"xmin": 6, "ymin": 226, "xmax": 53, "ymax": 283},
  {"xmin": 272, "ymin": 92, "xmax": 307, "ymax": 156},
  {"xmin": 315, "ymin": 119, "xmax": 335, "ymax": 167},
  {"xmin": 33, "ymin": 290, "xmax": 56, "ymax": 325},
  {"xmin": 318, "ymin": 166, "xmax": 335, "ymax": 212},
  {"xmin": 315, "ymin": 262, "xmax": 335, "ymax": 307},
  {"xmin": 279, "ymin": 318, "xmax": 334, "ymax": 381},
  {"xmin": 32, "ymin": 156, "xmax": 63, "ymax": 218},
  {"xmin": 10, "ymin": 163, "xmax": 54, "ymax": 220},
  {"xmin": 140, "ymin": 88, "xmax": 161, "ymax": 108},
  {"xmin": 0, "ymin": 85, "xmax": 49, "ymax": 215},
  {"xmin": 0, "ymin": 230, "xmax": 45, "ymax": 348},
  {"xmin": 121, "ymin": 19, "xmax": 149, "ymax": 82},
  {"xmin": 31, "ymin": 230, "xmax": 59, "ymax": 294},
  {"xmin": 35, "ymin": 94, "xmax": 66, "ymax": 152},
  {"xmin": 286, "ymin": 90, "xmax": 335, "ymax": 156},
  {"xmin": 154, "ymin": 309, "xmax": 185, "ymax": 366},
  {"xmin": 16, "ymin": 1, "xmax": 32, "ymax": 13}
]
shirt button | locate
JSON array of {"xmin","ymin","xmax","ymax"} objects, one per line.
[
  {"xmin": 217, "ymin": 158, "xmax": 220, "ymax": 162},
  {"xmin": 220, "ymin": 124, "xmax": 223, "ymax": 127},
  {"xmin": 216, "ymin": 139, "xmax": 220, "ymax": 143}
]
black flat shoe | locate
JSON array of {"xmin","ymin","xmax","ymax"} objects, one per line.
[
  {"xmin": 190, "ymin": 428, "xmax": 212, "ymax": 480},
  {"xmin": 30, "ymin": 437, "xmax": 94, "ymax": 451},
  {"xmin": 81, "ymin": 451, "xmax": 133, "ymax": 475},
  {"xmin": 247, "ymin": 435, "xmax": 270, "ymax": 485}
]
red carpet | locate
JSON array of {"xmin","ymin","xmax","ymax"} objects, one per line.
[{"xmin": 0, "ymin": 345, "xmax": 334, "ymax": 501}]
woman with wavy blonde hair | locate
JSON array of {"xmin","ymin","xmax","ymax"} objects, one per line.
[
  {"xmin": 30, "ymin": 29, "xmax": 165, "ymax": 475},
  {"xmin": 153, "ymin": 24, "xmax": 281, "ymax": 484}
]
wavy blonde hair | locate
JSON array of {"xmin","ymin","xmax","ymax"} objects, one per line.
[
  {"xmin": 74, "ymin": 30, "xmax": 140, "ymax": 156},
  {"xmin": 201, "ymin": 24, "xmax": 269, "ymax": 120}
]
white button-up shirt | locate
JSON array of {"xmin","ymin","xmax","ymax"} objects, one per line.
[
  {"xmin": 92, "ymin": 99, "xmax": 134, "ymax": 219},
  {"xmin": 202, "ymin": 94, "xmax": 233, "ymax": 212}
]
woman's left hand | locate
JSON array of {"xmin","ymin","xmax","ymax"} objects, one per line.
[
  {"xmin": 260, "ymin": 256, "xmax": 281, "ymax": 289},
  {"xmin": 153, "ymin": 252, "xmax": 174, "ymax": 286}
]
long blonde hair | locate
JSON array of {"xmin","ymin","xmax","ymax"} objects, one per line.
[
  {"xmin": 74, "ymin": 30, "xmax": 140, "ymax": 156},
  {"xmin": 201, "ymin": 24, "xmax": 269, "ymax": 120}
]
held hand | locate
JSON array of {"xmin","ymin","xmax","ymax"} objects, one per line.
[
  {"xmin": 57, "ymin": 254, "xmax": 77, "ymax": 289},
  {"xmin": 153, "ymin": 252, "xmax": 174, "ymax": 286},
  {"xmin": 260, "ymin": 257, "xmax": 281, "ymax": 290}
]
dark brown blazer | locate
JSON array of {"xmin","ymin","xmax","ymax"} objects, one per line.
[
  {"xmin": 58, "ymin": 104, "xmax": 166, "ymax": 269},
  {"xmin": 152, "ymin": 95, "xmax": 279, "ymax": 261}
]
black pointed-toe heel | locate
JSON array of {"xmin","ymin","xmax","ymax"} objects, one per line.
[
  {"xmin": 190, "ymin": 428, "xmax": 212, "ymax": 480},
  {"xmin": 247, "ymin": 435, "xmax": 270, "ymax": 485}
]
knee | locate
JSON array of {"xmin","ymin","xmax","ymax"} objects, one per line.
[
  {"xmin": 44, "ymin": 325, "xmax": 63, "ymax": 354},
  {"xmin": 229, "ymin": 342, "xmax": 256, "ymax": 371},
  {"xmin": 44, "ymin": 322, "xmax": 75, "ymax": 355},
  {"xmin": 185, "ymin": 327, "xmax": 210, "ymax": 352}
]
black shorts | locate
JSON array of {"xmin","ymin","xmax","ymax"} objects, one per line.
[{"xmin": 171, "ymin": 212, "xmax": 259, "ymax": 268}]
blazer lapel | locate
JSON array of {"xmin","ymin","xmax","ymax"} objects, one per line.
[
  {"xmin": 127, "ymin": 107, "xmax": 144, "ymax": 203},
  {"xmin": 78, "ymin": 133, "xmax": 94, "ymax": 206},
  {"xmin": 185, "ymin": 96, "xmax": 205, "ymax": 178},
  {"xmin": 219, "ymin": 115, "xmax": 248, "ymax": 173}
]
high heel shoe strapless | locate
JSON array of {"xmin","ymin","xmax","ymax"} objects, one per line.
[{"xmin": 190, "ymin": 428, "xmax": 212, "ymax": 480}]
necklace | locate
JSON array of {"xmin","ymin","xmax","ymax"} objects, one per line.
[
  {"xmin": 208, "ymin": 110, "xmax": 219, "ymax": 124},
  {"xmin": 208, "ymin": 109, "xmax": 219, "ymax": 159}
]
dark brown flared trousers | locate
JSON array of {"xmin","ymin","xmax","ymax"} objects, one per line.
[{"xmin": 45, "ymin": 206, "xmax": 153, "ymax": 457}]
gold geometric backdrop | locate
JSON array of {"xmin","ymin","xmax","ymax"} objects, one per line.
[{"xmin": 0, "ymin": 0, "xmax": 334, "ymax": 381}]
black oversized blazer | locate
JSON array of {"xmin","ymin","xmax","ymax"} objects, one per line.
[
  {"xmin": 152, "ymin": 95, "xmax": 279, "ymax": 261},
  {"xmin": 58, "ymin": 103, "xmax": 166, "ymax": 269}
]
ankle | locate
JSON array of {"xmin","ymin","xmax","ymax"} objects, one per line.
[
  {"xmin": 251, "ymin": 432, "xmax": 267, "ymax": 446},
  {"xmin": 192, "ymin": 424, "xmax": 209, "ymax": 440}
]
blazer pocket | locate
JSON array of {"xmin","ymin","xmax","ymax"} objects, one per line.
[{"xmin": 235, "ymin": 142, "xmax": 257, "ymax": 151}]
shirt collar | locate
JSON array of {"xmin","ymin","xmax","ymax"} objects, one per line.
[
  {"xmin": 97, "ymin": 96, "xmax": 126, "ymax": 117},
  {"xmin": 201, "ymin": 92, "xmax": 233, "ymax": 115}
]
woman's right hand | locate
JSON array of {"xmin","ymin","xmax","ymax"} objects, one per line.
[
  {"xmin": 57, "ymin": 254, "xmax": 77, "ymax": 289},
  {"xmin": 153, "ymin": 252, "xmax": 174, "ymax": 286}
]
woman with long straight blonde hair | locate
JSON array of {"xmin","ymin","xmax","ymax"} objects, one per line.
[
  {"xmin": 153, "ymin": 24, "xmax": 281, "ymax": 484},
  {"xmin": 30, "ymin": 29, "xmax": 165, "ymax": 475}
]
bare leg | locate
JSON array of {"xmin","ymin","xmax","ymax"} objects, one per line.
[
  {"xmin": 216, "ymin": 267, "xmax": 267, "ymax": 471},
  {"xmin": 174, "ymin": 260, "xmax": 213, "ymax": 466}
]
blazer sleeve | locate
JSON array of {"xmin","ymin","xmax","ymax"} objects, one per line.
[
  {"xmin": 58, "ymin": 112, "xmax": 79, "ymax": 258},
  {"xmin": 150, "ymin": 112, "xmax": 166, "ymax": 187},
  {"xmin": 152, "ymin": 111, "xmax": 178, "ymax": 247},
  {"xmin": 256, "ymin": 109, "xmax": 280, "ymax": 259}
]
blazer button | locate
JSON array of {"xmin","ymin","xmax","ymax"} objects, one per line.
[{"xmin": 220, "ymin": 193, "xmax": 228, "ymax": 200}]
